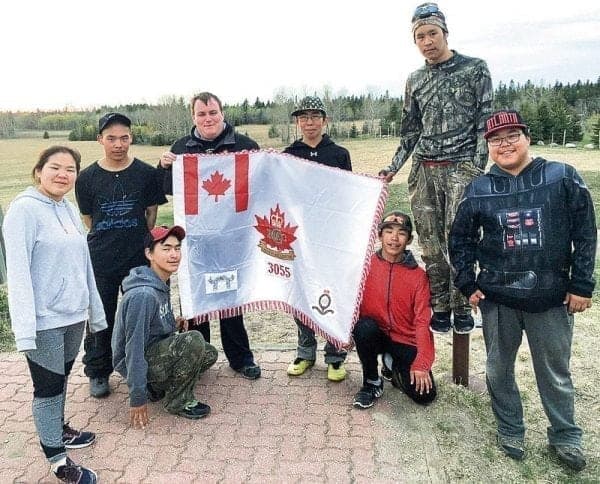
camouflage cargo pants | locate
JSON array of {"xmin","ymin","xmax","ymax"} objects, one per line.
[
  {"xmin": 145, "ymin": 330, "xmax": 218, "ymax": 414},
  {"xmin": 408, "ymin": 160, "xmax": 482, "ymax": 313}
]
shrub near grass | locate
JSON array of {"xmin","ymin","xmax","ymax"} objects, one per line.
[{"xmin": 0, "ymin": 287, "xmax": 14, "ymax": 352}]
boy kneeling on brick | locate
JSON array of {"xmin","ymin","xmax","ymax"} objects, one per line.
[
  {"xmin": 112, "ymin": 225, "xmax": 217, "ymax": 427},
  {"xmin": 353, "ymin": 211, "xmax": 437, "ymax": 408}
]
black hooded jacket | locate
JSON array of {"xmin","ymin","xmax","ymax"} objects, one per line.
[
  {"xmin": 158, "ymin": 122, "xmax": 259, "ymax": 195},
  {"xmin": 283, "ymin": 134, "xmax": 352, "ymax": 171},
  {"xmin": 450, "ymin": 157, "xmax": 596, "ymax": 312}
]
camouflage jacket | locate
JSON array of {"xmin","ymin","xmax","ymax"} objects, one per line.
[{"xmin": 386, "ymin": 51, "xmax": 493, "ymax": 173}]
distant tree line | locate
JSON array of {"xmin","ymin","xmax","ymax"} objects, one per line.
[{"xmin": 2, "ymin": 79, "xmax": 599, "ymax": 147}]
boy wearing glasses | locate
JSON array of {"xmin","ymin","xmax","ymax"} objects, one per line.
[
  {"xmin": 379, "ymin": 2, "xmax": 493, "ymax": 334},
  {"xmin": 76, "ymin": 113, "xmax": 166, "ymax": 399},
  {"xmin": 283, "ymin": 96, "xmax": 352, "ymax": 382},
  {"xmin": 449, "ymin": 110, "xmax": 596, "ymax": 471}
]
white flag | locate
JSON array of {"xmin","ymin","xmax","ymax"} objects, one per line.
[{"xmin": 172, "ymin": 150, "xmax": 387, "ymax": 347}]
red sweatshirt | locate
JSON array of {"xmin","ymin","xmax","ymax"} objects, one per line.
[{"xmin": 359, "ymin": 251, "xmax": 434, "ymax": 372}]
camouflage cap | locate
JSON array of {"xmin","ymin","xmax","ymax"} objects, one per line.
[
  {"xmin": 412, "ymin": 3, "xmax": 448, "ymax": 37},
  {"xmin": 377, "ymin": 211, "xmax": 413, "ymax": 235},
  {"xmin": 291, "ymin": 96, "xmax": 327, "ymax": 117}
]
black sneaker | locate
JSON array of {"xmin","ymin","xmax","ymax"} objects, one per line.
[
  {"xmin": 381, "ymin": 353, "xmax": 393, "ymax": 381},
  {"xmin": 353, "ymin": 381, "xmax": 384, "ymax": 409},
  {"xmin": 62, "ymin": 423, "xmax": 96, "ymax": 449},
  {"xmin": 147, "ymin": 382, "xmax": 165, "ymax": 402},
  {"xmin": 390, "ymin": 368, "xmax": 408, "ymax": 392},
  {"xmin": 89, "ymin": 377, "xmax": 110, "ymax": 398},
  {"xmin": 381, "ymin": 365, "xmax": 393, "ymax": 381},
  {"xmin": 177, "ymin": 400, "xmax": 211, "ymax": 419},
  {"xmin": 453, "ymin": 313, "xmax": 475, "ymax": 334},
  {"xmin": 497, "ymin": 434, "xmax": 525, "ymax": 461},
  {"xmin": 430, "ymin": 312, "xmax": 451, "ymax": 334},
  {"xmin": 54, "ymin": 457, "xmax": 97, "ymax": 483},
  {"xmin": 235, "ymin": 364, "xmax": 261, "ymax": 380},
  {"xmin": 550, "ymin": 444, "xmax": 586, "ymax": 472}
]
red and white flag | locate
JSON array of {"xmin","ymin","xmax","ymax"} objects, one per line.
[{"xmin": 172, "ymin": 150, "xmax": 387, "ymax": 347}]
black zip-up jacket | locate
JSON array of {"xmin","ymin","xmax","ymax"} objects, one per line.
[
  {"xmin": 283, "ymin": 134, "xmax": 352, "ymax": 171},
  {"xmin": 450, "ymin": 157, "xmax": 596, "ymax": 312},
  {"xmin": 158, "ymin": 122, "xmax": 259, "ymax": 195}
]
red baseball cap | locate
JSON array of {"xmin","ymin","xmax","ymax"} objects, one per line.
[
  {"xmin": 145, "ymin": 225, "xmax": 185, "ymax": 248},
  {"xmin": 484, "ymin": 110, "xmax": 528, "ymax": 139}
]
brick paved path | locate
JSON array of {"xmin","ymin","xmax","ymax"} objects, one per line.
[{"xmin": 0, "ymin": 349, "xmax": 446, "ymax": 483}]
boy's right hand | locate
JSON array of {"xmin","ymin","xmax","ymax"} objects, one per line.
[{"xmin": 159, "ymin": 151, "xmax": 176, "ymax": 169}]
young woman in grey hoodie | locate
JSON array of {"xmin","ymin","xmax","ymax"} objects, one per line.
[{"xmin": 3, "ymin": 146, "xmax": 106, "ymax": 484}]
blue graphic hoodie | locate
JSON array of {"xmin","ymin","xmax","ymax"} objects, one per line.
[{"xmin": 3, "ymin": 187, "xmax": 107, "ymax": 351}]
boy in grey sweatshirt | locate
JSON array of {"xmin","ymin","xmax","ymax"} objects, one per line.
[{"xmin": 112, "ymin": 225, "xmax": 217, "ymax": 427}]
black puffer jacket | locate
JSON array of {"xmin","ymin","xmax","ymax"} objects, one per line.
[
  {"xmin": 283, "ymin": 134, "xmax": 352, "ymax": 171},
  {"xmin": 158, "ymin": 123, "xmax": 259, "ymax": 195},
  {"xmin": 450, "ymin": 157, "xmax": 596, "ymax": 312}
]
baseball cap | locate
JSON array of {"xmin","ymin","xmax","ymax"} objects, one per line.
[
  {"xmin": 377, "ymin": 211, "xmax": 413, "ymax": 234},
  {"xmin": 144, "ymin": 225, "xmax": 186, "ymax": 248},
  {"xmin": 484, "ymin": 110, "xmax": 528, "ymax": 139},
  {"xmin": 291, "ymin": 96, "xmax": 327, "ymax": 117},
  {"xmin": 98, "ymin": 112, "xmax": 131, "ymax": 134}
]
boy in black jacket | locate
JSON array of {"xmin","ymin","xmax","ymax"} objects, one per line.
[
  {"xmin": 283, "ymin": 96, "xmax": 351, "ymax": 382},
  {"xmin": 157, "ymin": 92, "xmax": 261, "ymax": 381},
  {"xmin": 449, "ymin": 110, "xmax": 596, "ymax": 472}
]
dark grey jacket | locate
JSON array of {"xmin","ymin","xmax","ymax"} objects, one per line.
[
  {"xmin": 112, "ymin": 265, "xmax": 176, "ymax": 406},
  {"xmin": 450, "ymin": 157, "xmax": 596, "ymax": 312}
]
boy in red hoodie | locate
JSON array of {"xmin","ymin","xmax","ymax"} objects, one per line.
[{"xmin": 353, "ymin": 211, "xmax": 437, "ymax": 408}]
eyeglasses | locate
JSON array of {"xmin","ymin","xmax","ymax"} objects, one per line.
[
  {"xmin": 412, "ymin": 3, "xmax": 440, "ymax": 21},
  {"xmin": 487, "ymin": 132, "xmax": 522, "ymax": 146},
  {"xmin": 297, "ymin": 114, "xmax": 324, "ymax": 122}
]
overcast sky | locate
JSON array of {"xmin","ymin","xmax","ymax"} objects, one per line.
[{"xmin": 2, "ymin": 0, "xmax": 599, "ymax": 111}]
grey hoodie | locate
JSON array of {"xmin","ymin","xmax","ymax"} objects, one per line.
[
  {"xmin": 112, "ymin": 265, "xmax": 176, "ymax": 407},
  {"xmin": 3, "ymin": 187, "xmax": 107, "ymax": 351}
]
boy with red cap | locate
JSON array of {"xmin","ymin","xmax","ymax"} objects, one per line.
[
  {"xmin": 112, "ymin": 225, "xmax": 218, "ymax": 427},
  {"xmin": 450, "ymin": 109, "xmax": 596, "ymax": 471}
]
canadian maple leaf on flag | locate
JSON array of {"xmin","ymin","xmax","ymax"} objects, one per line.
[
  {"xmin": 254, "ymin": 204, "xmax": 298, "ymax": 252},
  {"xmin": 202, "ymin": 171, "xmax": 231, "ymax": 201}
]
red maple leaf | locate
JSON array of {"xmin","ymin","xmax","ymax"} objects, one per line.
[
  {"xmin": 202, "ymin": 171, "xmax": 231, "ymax": 201},
  {"xmin": 254, "ymin": 204, "xmax": 298, "ymax": 251}
]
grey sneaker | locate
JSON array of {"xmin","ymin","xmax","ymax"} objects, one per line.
[
  {"xmin": 89, "ymin": 377, "xmax": 110, "ymax": 398},
  {"xmin": 550, "ymin": 444, "xmax": 586, "ymax": 472},
  {"xmin": 497, "ymin": 434, "xmax": 525, "ymax": 461}
]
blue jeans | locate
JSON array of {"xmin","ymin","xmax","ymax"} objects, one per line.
[
  {"xmin": 481, "ymin": 300, "xmax": 582, "ymax": 446},
  {"xmin": 294, "ymin": 318, "xmax": 346, "ymax": 364}
]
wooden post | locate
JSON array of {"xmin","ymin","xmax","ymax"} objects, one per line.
[{"xmin": 452, "ymin": 332, "xmax": 470, "ymax": 386}]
